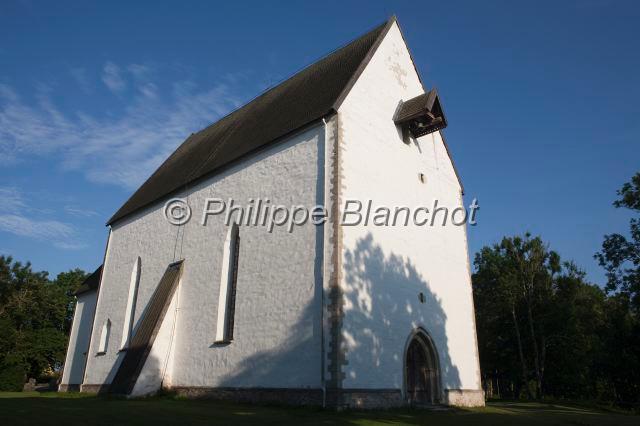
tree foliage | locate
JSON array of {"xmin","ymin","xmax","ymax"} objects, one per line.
[
  {"xmin": 473, "ymin": 173, "xmax": 640, "ymax": 406},
  {"xmin": 0, "ymin": 256, "xmax": 86, "ymax": 390},
  {"xmin": 474, "ymin": 234, "xmax": 639, "ymax": 404},
  {"xmin": 596, "ymin": 172, "xmax": 640, "ymax": 312}
]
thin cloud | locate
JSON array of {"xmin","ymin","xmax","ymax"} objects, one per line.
[
  {"xmin": 54, "ymin": 241, "xmax": 88, "ymax": 250},
  {"xmin": 0, "ymin": 187, "xmax": 85, "ymax": 250},
  {"xmin": 0, "ymin": 66, "xmax": 243, "ymax": 189},
  {"xmin": 0, "ymin": 214, "xmax": 73, "ymax": 240},
  {"xmin": 128, "ymin": 63, "xmax": 152, "ymax": 80},
  {"xmin": 0, "ymin": 187, "xmax": 26, "ymax": 213},
  {"xmin": 65, "ymin": 206, "xmax": 99, "ymax": 217},
  {"xmin": 102, "ymin": 61, "xmax": 126, "ymax": 93},
  {"xmin": 138, "ymin": 82, "xmax": 158, "ymax": 99},
  {"xmin": 70, "ymin": 67, "xmax": 92, "ymax": 94}
]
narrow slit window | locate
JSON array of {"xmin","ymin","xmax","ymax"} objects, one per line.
[
  {"xmin": 215, "ymin": 224, "xmax": 240, "ymax": 343},
  {"xmin": 98, "ymin": 319, "xmax": 111, "ymax": 354},
  {"xmin": 121, "ymin": 256, "xmax": 141, "ymax": 350}
]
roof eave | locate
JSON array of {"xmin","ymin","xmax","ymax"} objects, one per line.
[{"xmin": 106, "ymin": 113, "xmax": 335, "ymax": 226}]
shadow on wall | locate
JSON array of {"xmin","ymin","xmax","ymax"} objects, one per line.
[
  {"xmin": 215, "ymin": 296, "xmax": 321, "ymax": 389},
  {"xmin": 215, "ymin": 233, "xmax": 460, "ymax": 393},
  {"xmin": 341, "ymin": 234, "xmax": 461, "ymax": 390},
  {"xmin": 214, "ymin": 183, "xmax": 326, "ymax": 390},
  {"xmin": 131, "ymin": 351, "xmax": 166, "ymax": 396},
  {"xmin": 96, "ymin": 343, "xmax": 167, "ymax": 395},
  {"xmin": 112, "ymin": 234, "xmax": 460, "ymax": 395}
]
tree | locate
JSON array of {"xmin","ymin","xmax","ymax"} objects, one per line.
[
  {"xmin": 593, "ymin": 172, "xmax": 640, "ymax": 406},
  {"xmin": 473, "ymin": 242, "xmax": 531, "ymax": 398},
  {"xmin": 501, "ymin": 235, "xmax": 559, "ymax": 398},
  {"xmin": 542, "ymin": 263, "xmax": 606, "ymax": 399},
  {"xmin": 0, "ymin": 255, "xmax": 86, "ymax": 389},
  {"xmin": 597, "ymin": 293, "xmax": 640, "ymax": 405},
  {"xmin": 53, "ymin": 269, "xmax": 89, "ymax": 334},
  {"xmin": 596, "ymin": 172, "xmax": 640, "ymax": 312},
  {"xmin": 473, "ymin": 234, "xmax": 608, "ymax": 400}
]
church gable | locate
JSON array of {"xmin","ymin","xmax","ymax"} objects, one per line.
[
  {"xmin": 336, "ymin": 19, "xmax": 462, "ymax": 192},
  {"xmin": 330, "ymin": 19, "xmax": 481, "ymax": 401}
]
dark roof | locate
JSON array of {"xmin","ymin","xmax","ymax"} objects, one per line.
[
  {"xmin": 74, "ymin": 265, "xmax": 103, "ymax": 296},
  {"xmin": 108, "ymin": 18, "xmax": 395, "ymax": 225},
  {"xmin": 109, "ymin": 260, "xmax": 183, "ymax": 395}
]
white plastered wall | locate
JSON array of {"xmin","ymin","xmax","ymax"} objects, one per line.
[
  {"xmin": 83, "ymin": 125, "xmax": 325, "ymax": 390},
  {"xmin": 336, "ymin": 22, "xmax": 482, "ymax": 394},
  {"xmin": 61, "ymin": 291, "xmax": 98, "ymax": 386}
]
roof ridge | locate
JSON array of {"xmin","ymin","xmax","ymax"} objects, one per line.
[
  {"xmin": 333, "ymin": 16, "xmax": 396, "ymax": 110},
  {"xmin": 192, "ymin": 17, "xmax": 393, "ymax": 140},
  {"xmin": 107, "ymin": 17, "xmax": 395, "ymax": 225},
  {"xmin": 178, "ymin": 18, "xmax": 393, "ymax": 188}
]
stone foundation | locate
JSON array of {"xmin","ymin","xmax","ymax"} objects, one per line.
[
  {"xmin": 169, "ymin": 387, "xmax": 404, "ymax": 409},
  {"xmin": 76, "ymin": 384, "xmax": 483, "ymax": 408},
  {"xmin": 80, "ymin": 384, "xmax": 109, "ymax": 394},
  {"xmin": 444, "ymin": 389, "xmax": 485, "ymax": 407},
  {"xmin": 337, "ymin": 389, "xmax": 403, "ymax": 409},
  {"xmin": 58, "ymin": 384, "xmax": 80, "ymax": 392},
  {"xmin": 170, "ymin": 387, "xmax": 323, "ymax": 406}
]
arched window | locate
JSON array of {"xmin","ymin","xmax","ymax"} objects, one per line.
[
  {"xmin": 121, "ymin": 256, "xmax": 141, "ymax": 349},
  {"xmin": 215, "ymin": 224, "xmax": 240, "ymax": 343},
  {"xmin": 97, "ymin": 319, "xmax": 111, "ymax": 354}
]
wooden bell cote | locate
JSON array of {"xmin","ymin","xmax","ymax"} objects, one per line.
[{"xmin": 394, "ymin": 88, "xmax": 447, "ymax": 138}]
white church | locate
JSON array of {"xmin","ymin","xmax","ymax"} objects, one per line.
[{"xmin": 60, "ymin": 16, "xmax": 484, "ymax": 408}]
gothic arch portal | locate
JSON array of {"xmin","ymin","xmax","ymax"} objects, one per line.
[{"xmin": 404, "ymin": 328, "xmax": 441, "ymax": 405}]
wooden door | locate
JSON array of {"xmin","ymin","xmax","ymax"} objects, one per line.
[{"xmin": 406, "ymin": 334, "xmax": 439, "ymax": 405}]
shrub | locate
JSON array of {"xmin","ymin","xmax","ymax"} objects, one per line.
[{"xmin": 0, "ymin": 356, "xmax": 27, "ymax": 391}]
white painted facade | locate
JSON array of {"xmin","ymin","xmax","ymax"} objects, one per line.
[
  {"xmin": 335, "ymin": 22, "xmax": 483, "ymax": 406},
  {"xmin": 60, "ymin": 290, "xmax": 97, "ymax": 388},
  {"xmin": 82, "ymin": 125, "xmax": 324, "ymax": 390},
  {"xmin": 66, "ymin": 20, "xmax": 483, "ymax": 407}
]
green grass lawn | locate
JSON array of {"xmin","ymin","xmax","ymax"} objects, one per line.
[{"xmin": 0, "ymin": 392, "xmax": 636, "ymax": 426}]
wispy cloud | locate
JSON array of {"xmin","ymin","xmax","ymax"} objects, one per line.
[
  {"xmin": 0, "ymin": 187, "xmax": 85, "ymax": 250},
  {"xmin": 102, "ymin": 61, "xmax": 126, "ymax": 93},
  {"xmin": 138, "ymin": 82, "xmax": 158, "ymax": 99},
  {"xmin": 70, "ymin": 67, "xmax": 92, "ymax": 94},
  {"xmin": 54, "ymin": 241, "xmax": 88, "ymax": 250},
  {"xmin": 0, "ymin": 187, "xmax": 27, "ymax": 213},
  {"xmin": 65, "ymin": 206, "xmax": 99, "ymax": 217},
  {"xmin": 0, "ymin": 214, "xmax": 74, "ymax": 240},
  {"xmin": 127, "ymin": 63, "xmax": 151, "ymax": 80},
  {"xmin": 0, "ymin": 62, "xmax": 244, "ymax": 189}
]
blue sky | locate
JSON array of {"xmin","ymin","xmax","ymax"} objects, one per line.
[{"xmin": 0, "ymin": 1, "xmax": 638, "ymax": 284}]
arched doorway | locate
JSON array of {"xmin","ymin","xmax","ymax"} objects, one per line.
[{"xmin": 405, "ymin": 330, "xmax": 440, "ymax": 405}]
